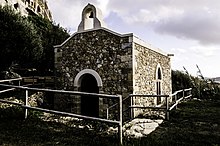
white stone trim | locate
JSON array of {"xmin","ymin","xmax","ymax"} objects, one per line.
[
  {"xmin": 133, "ymin": 36, "xmax": 168, "ymax": 56},
  {"xmin": 74, "ymin": 69, "xmax": 103, "ymax": 87}
]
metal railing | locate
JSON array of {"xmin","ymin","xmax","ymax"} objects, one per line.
[
  {"xmin": 107, "ymin": 94, "xmax": 170, "ymax": 120},
  {"xmin": 0, "ymin": 78, "xmax": 192, "ymax": 145},
  {"xmin": 0, "ymin": 78, "xmax": 22, "ymax": 83},
  {"xmin": 169, "ymin": 88, "xmax": 192, "ymax": 111},
  {"xmin": 106, "ymin": 88, "xmax": 192, "ymax": 121},
  {"xmin": 129, "ymin": 94, "xmax": 170, "ymax": 119},
  {"xmin": 0, "ymin": 79, "xmax": 123, "ymax": 145}
]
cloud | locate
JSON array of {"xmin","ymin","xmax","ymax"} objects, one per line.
[
  {"xmin": 155, "ymin": 9, "xmax": 220, "ymax": 45},
  {"xmin": 47, "ymin": 0, "xmax": 220, "ymax": 44},
  {"xmin": 107, "ymin": 0, "xmax": 220, "ymax": 45},
  {"xmin": 189, "ymin": 45, "xmax": 219, "ymax": 57},
  {"xmin": 171, "ymin": 45, "xmax": 219, "ymax": 58},
  {"xmin": 46, "ymin": 0, "xmax": 220, "ymax": 77}
]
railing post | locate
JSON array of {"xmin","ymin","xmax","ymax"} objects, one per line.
[
  {"xmin": 25, "ymin": 89, "xmax": 28, "ymax": 119},
  {"xmin": 130, "ymin": 95, "xmax": 133, "ymax": 119},
  {"xmin": 183, "ymin": 89, "xmax": 185, "ymax": 99},
  {"xmin": 118, "ymin": 95, "xmax": 123, "ymax": 145},
  {"xmin": 106, "ymin": 108, "xmax": 109, "ymax": 120},
  {"xmin": 166, "ymin": 95, "xmax": 169, "ymax": 120},
  {"xmin": 175, "ymin": 94, "xmax": 177, "ymax": 109},
  {"xmin": 190, "ymin": 88, "xmax": 192, "ymax": 99}
]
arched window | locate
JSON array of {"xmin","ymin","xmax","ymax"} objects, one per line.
[
  {"xmin": 157, "ymin": 68, "xmax": 162, "ymax": 80},
  {"xmin": 156, "ymin": 65, "xmax": 162, "ymax": 104}
]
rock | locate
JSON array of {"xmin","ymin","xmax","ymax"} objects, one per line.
[
  {"xmin": 154, "ymin": 119, "xmax": 163, "ymax": 124},
  {"xmin": 142, "ymin": 128, "xmax": 156, "ymax": 135},
  {"xmin": 29, "ymin": 92, "xmax": 44, "ymax": 107},
  {"xmin": 37, "ymin": 98, "xmax": 44, "ymax": 107},
  {"xmin": 144, "ymin": 122, "xmax": 159, "ymax": 129},
  {"xmin": 122, "ymin": 118, "xmax": 163, "ymax": 138},
  {"xmin": 132, "ymin": 125, "xmax": 144, "ymax": 133},
  {"xmin": 134, "ymin": 132, "xmax": 143, "ymax": 138}
]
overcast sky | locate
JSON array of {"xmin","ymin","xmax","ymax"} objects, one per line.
[{"xmin": 47, "ymin": 0, "xmax": 220, "ymax": 78}]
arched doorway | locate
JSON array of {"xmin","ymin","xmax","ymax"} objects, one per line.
[{"xmin": 80, "ymin": 74, "xmax": 99, "ymax": 117}]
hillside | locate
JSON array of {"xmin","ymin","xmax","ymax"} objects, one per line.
[
  {"xmin": 213, "ymin": 77, "xmax": 220, "ymax": 83},
  {"xmin": 0, "ymin": 99, "xmax": 220, "ymax": 145}
]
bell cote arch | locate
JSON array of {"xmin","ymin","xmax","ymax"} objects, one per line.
[{"xmin": 77, "ymin": 3, "xmax": 106, "ymax": 32}]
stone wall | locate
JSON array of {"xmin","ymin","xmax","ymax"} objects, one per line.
[
  {"xmin": 54, "ymin": 28, "xmax": 133, "ymax": 117},
  {"xmin": 54, "ymin": 28, "xmax": 172, "ymax": 118},
  {"xmin": 133, "ymin": 43, "xmax": 172, "ymax": 116}
]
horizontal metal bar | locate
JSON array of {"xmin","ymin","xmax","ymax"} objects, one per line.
[
  {"xmin": 170, "ymin": 91, "xmax": 182, "ymax": 97},
  {"xmin": 22, "ymin": 105, "xmax": 120, "ymax": 125},
  {"xmin": 169, "ymin": 93, "xmax": 177, "ymax": 96},
  {"xmin": 0, "ymin": 88, "xmax": 16, "ymax": 94},
  {"xmin": 184, "ymin": 95, "xmax": 192, "ymax": 99},
  {"xmin": 169, "ymin": 97, "xmax": 184, "ymax": 111},
  {"xmin": 184, "ymin": 88, "xmax": 192, "ymax": 91},
  {"xmin": 171, "ymin": 91, "xmax": 183, "ymax": 96},
  {"xmin": 108, "ymin": 94, "xmax": 169, "ymax": 110},
  {"xmin": 129, "ymin": 106, "xmax": 166, "ymax": 110},
  {"xmin": 176, "ymin": 97, "xmax": 184, "ymax": 103},
  {"xmin": 170, "ymin": 88, "xmax": 192, "ymax": 97},
  {"xmin": 130, "ymin": 94, "xmax": 169, "ymax": 97},
  {"xmin": 0, "ymin": 78, "xmax": 22, "ymax": 83},
  {"xmin": 169, "ymin": 104, "xmax": 176, "ymax": 111},
  {"xmin": 108, "ymin": 95, "xmax": 132, "ymax": 110},
  {"xmin": 0, "ymin": 84, "xmax": 119, "ymax": 99},
  {"xmin": 23, "ymin": 83, "xmax": 35, "ymax": 86},
  {"xmin": 0, "ymin": 99, "xmax": 23, "ymax": 106},
  {"xmin": 22, "ymin": 76, "xmax": 55, "ymax": 79}
]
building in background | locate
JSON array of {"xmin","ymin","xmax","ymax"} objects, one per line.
[{"xmin": 0, "ymin": 0, "xmax": 52, "ymax": 21}]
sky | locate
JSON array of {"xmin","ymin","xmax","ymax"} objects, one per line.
[{"xmin": 47, "ymin": 0, "xmax": 220, "ymax": 78}]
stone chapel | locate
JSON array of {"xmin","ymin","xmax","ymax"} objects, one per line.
[{"xmin": 54, "ymin": 3, "xmax": 172, "ymax": 118}]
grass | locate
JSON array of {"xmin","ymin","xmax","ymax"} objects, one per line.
[
  {"xmin": 126, "ymin": 99, "xmax": 220, "ymax": 146},
  {"xmin": 0, "ymin": 97, "xmax": 220, "ymax": 146},
  {"xmin": 0, "ymin": 107, "xmax": 118, "ymax": 146}
]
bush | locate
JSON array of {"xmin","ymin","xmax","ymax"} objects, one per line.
[{"xmin": 172, "ymin": 70, "xmax": 220, "ymax": 99}]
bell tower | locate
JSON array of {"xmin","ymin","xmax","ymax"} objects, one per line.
[{"xmin": 77, "ymin": 3, "xmax": 106, "ymax": 32}]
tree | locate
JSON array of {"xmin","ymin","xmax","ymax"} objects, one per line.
[
  {"xmin": 0, "ymin": 5, "xmax": 43, "ymax": 71},
  {"xmin": 172, "ymin": 70, "xmax": 192, "ymax": 92},
  {"xmin": 0, "ymin": 5, "xmax": 70, "ymax": 76},
  {"xmin": 172, "ymin": 68, "xmax": 220, "ymax": 99},
  {"xmin": 27, "ymin": 15, "xmax": 70, "ymax": 75}
]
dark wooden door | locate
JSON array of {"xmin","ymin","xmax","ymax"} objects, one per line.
[{"xmin": 80, "ymin": 74, "xmax": 99, "ymax": 117}]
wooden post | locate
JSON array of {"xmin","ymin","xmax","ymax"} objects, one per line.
[
  {"xmin": 25, "ymin": 89, "xmax": 28, "ymax": 119},
  {"xmin": 118, "ymin": 95, "xmax": 123, "ymax": 145}
]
